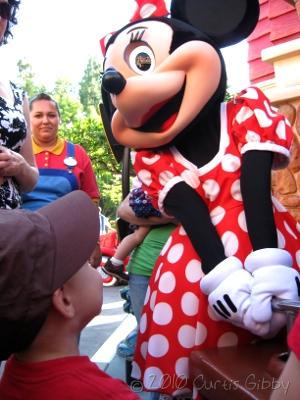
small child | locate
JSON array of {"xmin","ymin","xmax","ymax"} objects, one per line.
[
  {"xmin": 103, "ymin": 186, "xmax": 161, "ymax": 283},
  {"xmin": 0, "ymin": 191, "xmax": 139, "ymax": 400}
]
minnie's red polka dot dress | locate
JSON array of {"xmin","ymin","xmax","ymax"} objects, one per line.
[{"xmin": 131, "ymin": 87, "xmax": 300, "ymax": 398}]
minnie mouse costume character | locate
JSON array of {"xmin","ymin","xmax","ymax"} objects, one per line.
[{"xmin": 101, "ymin": 0, "xmax": 300, "ymax": 397}]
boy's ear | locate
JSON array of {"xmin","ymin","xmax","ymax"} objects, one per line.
[{"xmin": 52, "ymin": 287, "xmax": 75, "ymax": 319}]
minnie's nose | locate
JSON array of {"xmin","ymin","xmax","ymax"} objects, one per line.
[{"xmin": 102, "ymin": 68, "xmax": 126, "ymax": 95}]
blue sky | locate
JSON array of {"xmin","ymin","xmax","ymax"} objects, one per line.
[{"xmin": 0, "ymin": 0, "xmax": 249, "ymax": 92}]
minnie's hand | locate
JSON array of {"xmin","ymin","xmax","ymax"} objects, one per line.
[
  {"xmin": 200, "ymin": 257, "xmax": 253, "ymax": 327},
  {"xmin": 244, "ymin": 248, "xmax": 300, "ymax": 336}
]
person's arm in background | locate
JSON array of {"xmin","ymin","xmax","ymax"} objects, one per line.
[
  {"xmin": 0, "ymin": 97, "xmax": 38, "ymax": 192},
  {"xmin": 76, "ymin": 144, "xmax": 101, "ymax": 268},
  {"xmin": 270, "ymin": 313, "xmax": 300, "ymax": 400},
  {"xmin": 270, "ymin": 351, "xmax": 300, "ymax": 400}
]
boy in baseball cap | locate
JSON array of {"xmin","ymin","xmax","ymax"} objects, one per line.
[{"xmin": 0, "ymin": 190, "xmax": 139, "ymax": 399}]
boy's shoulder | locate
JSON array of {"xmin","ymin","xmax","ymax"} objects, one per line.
[{"xmin": 0, "ymin": 356, "xmax": 139, "ymax": 400}]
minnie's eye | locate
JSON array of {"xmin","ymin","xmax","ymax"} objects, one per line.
[{"xmin": 128, "ymin": 45, "xmax": 155, "ymax": 74}]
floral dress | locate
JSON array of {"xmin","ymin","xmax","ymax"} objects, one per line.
[
  {"xmin": 0, "ymin": 82, "xmax": 27, "ymax": 209},
  {"xmin": 130, "ymin": 87, "xmax": 300, "ymax": 398}
]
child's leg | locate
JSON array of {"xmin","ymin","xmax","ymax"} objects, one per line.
[
  {"xmin": 114, "ymin": 226, "xmax": 150, "ymax": 262},
  {"xmin": 103, "ymin": 226, "xmax": 150, "ymax": 283}
]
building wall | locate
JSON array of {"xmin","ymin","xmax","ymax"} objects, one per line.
[{"xmin": 248, "ymin": 0, "xmax": 300, "ymax": 84}]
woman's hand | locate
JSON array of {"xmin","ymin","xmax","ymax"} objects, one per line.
[{"xmin": 0, "ymin": 146, "xmax": 26, "ymax": 178}]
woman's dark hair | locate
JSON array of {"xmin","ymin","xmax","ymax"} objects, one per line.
[
  {"xmin": 1, "ymin": 0, "xmax": 21, "ymax": 45},
  {"xmin": 29, "ymin": 93, "xmax": 61, "ymax": 117}
]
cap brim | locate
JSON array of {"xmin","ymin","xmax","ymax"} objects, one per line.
[{"xmin": 38, "ymin": 190, "xmax": 99, "ymax": 289}]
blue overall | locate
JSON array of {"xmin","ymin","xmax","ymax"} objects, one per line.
[{"xmin": 22, "ymin": 142, "xmax": 79, "ymax": 211}]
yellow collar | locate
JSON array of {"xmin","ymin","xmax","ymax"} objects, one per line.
[{"xmin": 32, "ymin": 137, "xmax": 65, "ymax": 155}]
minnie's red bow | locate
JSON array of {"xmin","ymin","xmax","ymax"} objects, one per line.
[
  {"xmin": 130, "ymin": 0, "xmax": 169, "ymax": 22},
  {"xmin": 100, "ymin": 0, "xmax": 169, "ymax": 56}
]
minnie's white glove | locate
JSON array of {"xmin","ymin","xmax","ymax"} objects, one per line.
[
  {"xmin": 200, "ymin": 257, "xmax": 253, "ymax": 327},
  {"xmin": 244, "ymin": 248, "xmax": 300, "ymax": 336}
]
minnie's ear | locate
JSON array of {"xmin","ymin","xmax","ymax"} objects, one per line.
[{"xmin": 170, "ymin": 0, "xmax": 259, "ymax": 48}]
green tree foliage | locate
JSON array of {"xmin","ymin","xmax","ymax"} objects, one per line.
[
  {"xmin": 79, "ymin": 57, "xmax": 102, "ymax": 116},
  {"xmin": 60, "ymin": 116, "xmax": 122, "ymax": 217},
  {"xmin": 16, "ymin": 60, "xmax": 47, "ymax": 98}
]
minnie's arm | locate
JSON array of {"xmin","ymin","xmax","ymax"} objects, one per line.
[
  {"xmin": 241, "ymin": 150, "xmax": 277, "ymax": 249},
  {"xmin": 164, "ymin": 181, "xmax": 226, "ymax": 273},
  {"xmin": 241, "ymin": 150, "xmax": 300, "ymax": 336}
]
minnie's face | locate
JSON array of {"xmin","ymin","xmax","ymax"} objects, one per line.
[{"xmin": 102, "ymin": 19, "xmax": 222, "ymax": 149}]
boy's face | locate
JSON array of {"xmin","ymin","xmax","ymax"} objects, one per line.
[{"xmin": 65, "ymin": 262, "xmax": 103, "ymax": 325}]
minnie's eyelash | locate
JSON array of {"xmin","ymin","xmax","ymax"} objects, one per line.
[{"xmin": 130, "ymin": 29, "xmax": 146, "ymax": 43}]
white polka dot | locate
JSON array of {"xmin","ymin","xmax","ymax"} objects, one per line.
[
  {"xmin": 140, "ymin": 3, "xmax": 157, "ymax": 18},
  {"xmin": 245, "ymin": 130, "xmax": 261, "ymax": 142},
  {"xmin": 148, "ymin": 334, "xmax": 169, "ymax": 357},
  {"xmin": 217, "ymin": 332, "xmax": 239, "ymax": 347},
  {"xmin": 144, "ymin": 367, "xmax": 164, "ymax": 390},
  {"xmin": 195, "ymin": 322, "xmax": 208, "ymax": 345},
  {"xmin": 185, "ymin": 259, "xmax": 204, "ymax": 283},
  {"xmin": 240, "ymin": 87, "xmax": 259, "ymax": 100},
  {"xmin": 159, "ymin": 170, "xmax": 175, "ymax": 186},
  {"xmin": 210, "ymin": 206, "xmax": 225, "ymax": 226},
  {"xmin": 138, "ymin": 169, "xmax": 152, "ymax": 186},
  {"xmin": 238, "ymin": 211, "xmax": 248, "ymax": 232},
  {"xmin": 221, "ymin": 154, "xmax": 241, "ymax": 172},
  {"xmin": 264, "ymin": 100, "xmax": 278, "ymax": 117},
  {"xmin": 153, "ymin": 302, "xmax": 173, "ymax": 325},
  {"xmin": 207, "ymin": 304, "xmax": 221, "ymax": 321},
  {"xmin": 144, "ymin": 286, "xmax": 150, "ymax": 305},
  {"xmin": 158, "ymin": 271, "xmax": 176, "ymax": 293},
  {"xmin": 140, "ymin": 313, "xmax": 147, "ymax": 334},
  {"xmin": 284, "ymin": 221, "xmax": 297, "ymax": 240},
  {"xmin": 161, "ymin": 236, "xmax": 172, "ymax": 256},
  {"xmin": 141, "ymin": 341, "xmax": 148, "ymax": 360},
  {"xmin": 150, "ymin": 290, "xmax": 157, "ymax": 311},
  {"xmin": 254, "ymin": 108, "xmax": 273, "ymax": 127},
  {"xmin": 167, "ymin": 243, "xmax": 184, "ymax": 263},
  {"xmin": 178, "ymin": 325, "xmax": 196, "ymax": 348},
  {"xmin": 154, "ymin": 263, "xmax": 163, "ymax": 283},
  {"xmin": 203, "ymin": 179, "xmax": 220, "ymax": 201},
  {"xmin": 131, "ymin": 361, "xmax": 141, "ymax": 379},
  {"xmin": 277, "ymin": 229, "xmax": 286, "ymax": 248},
  {"xmin": 181, "ymin": 292, "xmax": 199, "ymax": 316},
  {"xmin": 181, "ymin": 170, "xmax": 200, "ymax": 189},
  {"xmin": 221, "ymin": 231, "xmax": 239, "ymax": 256},
  {"xmin": 235, "ymin": 106, "xmax": 254, "ymax": 124},
  {"xmin": 179, "ymin": 226, "xmax": 187, "ymax": 235},
  {"xmin": 276, "ymin": 120, "xmax": 287, "ymax": 140},
  {"xmin": 175, "ymin": 357, "xmax": 189, "ymax": 379},
  {"xmin": 296, "ymin": 250, "xmax": 300, "ymax": 268},
  {"xmin": 141, "ymin": 154, "xmax": 160, "ymax": 165},
  {"xmin": 231, "ymin": 179, "xmax": 242, "ymax": 201},
  {"xmin": 272, "ymin": 196, "xmax": 287, "ymax": 212}
]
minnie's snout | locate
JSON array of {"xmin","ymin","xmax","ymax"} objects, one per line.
[{"xmin": 102, "ymin": 68, "xmax": 126, "ymax": 95}]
